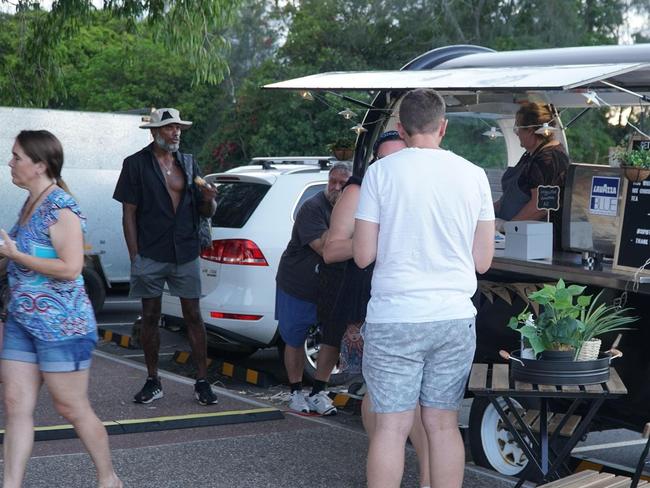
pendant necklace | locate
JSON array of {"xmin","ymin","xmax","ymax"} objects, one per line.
[
  {"xmin": 161, "ymin": 159, "xmax": 173, "ymax": 176},
  {"xmin": 21, "ymin": 182, "xmax": 55, "ymax": 226}
]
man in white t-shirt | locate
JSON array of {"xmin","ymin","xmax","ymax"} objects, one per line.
[{"xmin": 353, "ymin": 89, "xmax": 495, "ymax": 488}]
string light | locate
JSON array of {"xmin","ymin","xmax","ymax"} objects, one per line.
[
  {"xmin": 534, "ymin": 122, "xmax": 561, "ymax": 137},
  {"xmin": 350, "ymin": 123, "xmax": 367, "ymax": 135},
  {"xmin": 482, "ymin": 127, "xmax": 504, "ymax": 139},
  {"xmin": 582, "ymin": 91, "xmax": 601, "ymax": 107},
  {"xmin": 338, "ymin": 108, "xmax": 356, "ymax": 120},
  {"xmin": 299, "ymin": 90, "xmax": 314, "ymax": 101}
]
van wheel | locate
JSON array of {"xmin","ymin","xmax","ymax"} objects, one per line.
[
  {"xmin": 469, "ymin": 396, "xmax": 531, "ymax": 477},
  {"xmin": 302, "ymin": 325, "xmax": 348, "ymax": 386},
  {"xmin": 82, "ymin": 267, "xmax": 106, "ymax": 314}
]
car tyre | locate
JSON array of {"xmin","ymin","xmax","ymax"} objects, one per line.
[
  {"xmin": 302, "ymin": 324, "xmax": 348, "ymax": 386},
  {"xmin": 82, "ymin": 266, "xmax": 106, "ymax": 314},
  {"xmin": 469, "ymin": 396, "xmax": 532, "ymax": 477}
]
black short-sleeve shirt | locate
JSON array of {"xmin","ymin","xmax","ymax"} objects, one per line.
[
  {"xmin": 113, "ymin": 143, "xmax": 201, "ymax": 264},
  {"xmin": 276, "ymin": 191, "xmax": 332, "ymax": 303},
  {"xmin": 518, "ymin": 143, "xmax": 569, "ymax": 196}
]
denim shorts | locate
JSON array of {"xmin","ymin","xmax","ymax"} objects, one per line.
[
  {"xmin": 362, "ymin": 318, "xmax": 476, "ymax": 413},
  {"xmin": 130, "ymin": 255, "xmax": 201, "ymax": 299},
  {"xmin": 1, "ymin": 319, "xmax": 97, "ymax": 372},
  {"xmin": 275, "ymin": 287, "xmax": 317, "ymax": 348}
]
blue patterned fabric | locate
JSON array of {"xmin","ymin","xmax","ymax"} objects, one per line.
[{"xmin": 7, "ymin": 188, "xmax": 97, "ymax": 341}]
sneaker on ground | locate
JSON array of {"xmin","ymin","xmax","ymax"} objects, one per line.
[
  {"xmin": 347, "ymin": 381, "xmax": 367, "ymax": 398},
  {"xmin": 195, "ymin": 379, "xmax": 219, "ymax": 405},
  {"xmin": 133, "ymin": 376, "xmax": 163, "ymax": 404},
  {"xmin": 307, "ymin": 391, "xmax": 337, "ymax": 416},
  {"xmin": 288, "ymin": 390, "xmax": 309, "ymax": 413}
]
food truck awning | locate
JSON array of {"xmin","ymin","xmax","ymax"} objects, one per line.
[{"xmin": 263, "ymin": 63, "xmax": 649, "ymax": 92}]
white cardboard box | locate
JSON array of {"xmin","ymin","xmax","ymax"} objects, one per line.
[{"xmin": 504, "ymin": 220, "xmax": 553, "ymax": 260}]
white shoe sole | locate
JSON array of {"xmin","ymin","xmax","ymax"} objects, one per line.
[{"xmin": 134, "ymin": 390, "xmax": 163, "ymax": 404}]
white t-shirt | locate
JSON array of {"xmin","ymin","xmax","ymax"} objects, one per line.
[{"xmin": 356, "ymin": 147, "xmax": 494, "ymax": 323}]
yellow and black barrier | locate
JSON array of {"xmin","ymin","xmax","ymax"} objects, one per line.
[
  {"xmin": 1, "ymin": 407, "xmax": 284, "ymax": 443},
  {"xmin": 328, "ymin": 392, "xmax": 362, "ymax": 411},
  {"xmin": 98, "ymin": 327, "xmax": 136, "ymax": 349},
  {"xmin": 173, "ymin": 351, "xmax": 274, "ymax": 388}
]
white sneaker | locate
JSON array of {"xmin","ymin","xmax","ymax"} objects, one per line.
[
  {"xmin": 288, "ymin": 391, "xmax": 309, "ymax": 413},
  {"xmin": 306, "ymin": 391, "xmax": 337, "ymax": 416}
]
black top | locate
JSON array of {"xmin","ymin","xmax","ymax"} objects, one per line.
[
  {"xmin": 276, "ymin": 191, "xmax": 332, "ymax": 303},
  {"xmin": 113, "ymin": 143, "xmax": 203, "ymax": 264},
  {"xmin": 516, "ymin": 143, "xmax": 569, "ymax": 196},
  {"xmin": 331, "ymin": 175, "xmax": 373, "ymax": 325}
]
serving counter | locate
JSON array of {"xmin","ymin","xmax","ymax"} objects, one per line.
[{"xmin": 487, "ymin": 251, "xmax": 650, "ymax": 296}]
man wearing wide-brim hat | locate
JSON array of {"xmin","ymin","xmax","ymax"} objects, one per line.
[{"xmin": 113, "ymin": 107, "xmax": 218, "ymax": 406}]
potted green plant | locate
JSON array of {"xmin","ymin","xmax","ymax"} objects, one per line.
[
  {"xmin": 506, "ymin": 279, "xmax": 637, "ymax": 384},
  {"xmin": 328, "ymin": 135, "xmax": 356, "ymax": 161},
  {"xmin": 618, "ymin": 148, "xmax": 650, "ymax": 182},
  {"xmin": 507, "ymin": 279, "xmax": 637, "ymax": 360}
]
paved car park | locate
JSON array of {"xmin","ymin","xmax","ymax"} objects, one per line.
[{"xmin": 3, "ymin": 290, "xmax": 644, "ymax": 487}]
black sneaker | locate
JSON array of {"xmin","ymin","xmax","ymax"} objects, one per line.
[
  {"xmin": 133, "ymin": 376, "xmax": 163, "ymax": 404},
  {"xmin": 195, "ymin": 379, "xmax": 218, "ymax": 405}
]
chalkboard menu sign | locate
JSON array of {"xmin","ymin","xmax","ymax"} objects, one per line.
[
  {"xmin": 614, "ymin": 179, "xmax": 650, "ymax": 274},
  {"xmin": 630, "ymin": 137, "xmax": 650, "ymax": 152},
  {"xmin": 537, "ymin": 185, "xmax": 561, "ymax": 211}
]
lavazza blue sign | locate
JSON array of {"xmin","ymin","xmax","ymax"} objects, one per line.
[{"xmin": 590, "ymin": 176, "xmax": 620, "ymax": 217}]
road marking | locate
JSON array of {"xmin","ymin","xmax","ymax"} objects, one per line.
[
  {"xmin": 105, "ymin": 300, "xmax": 139, "ymax": 305},
  {"xmin": 121, "ymin": 352, "xmax": 175, "ymax": 358},
  {"xmin": 572, "ymin": 438, "xmax": 647, "ymax": 453},
  {"xmin": 97, "ymin": 322, "xmax": 134, "ymax": 326}
]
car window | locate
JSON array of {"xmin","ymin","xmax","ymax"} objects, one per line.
[
  {"xmin": 293, "ymin": 184, "xmax": 326, "ymax": 220},
  {"xmin": 212, "ymin": 182, "xmax": 270, "ymax": 228}
]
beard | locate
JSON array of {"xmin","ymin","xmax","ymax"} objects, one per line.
[
  {"xmin": 325, "ymin": 190, "xmax": 340, "ymax": 206},
  {"xmin": 154, "ymin": 134, "xmax": 180, "ymax": 153}
]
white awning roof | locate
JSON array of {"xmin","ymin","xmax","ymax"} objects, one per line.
[{"xmin": 263, "ymin": 63, "xmax": 648, "ymax": 92}]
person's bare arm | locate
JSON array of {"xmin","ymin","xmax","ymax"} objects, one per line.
[
  {"xmin": 0, "ymin": 209, "xmax": 84, "ymax": 281},
  {"xmin": 473, "ymin": 220, "xmax": 495, "ymax": 274},
  {"xmin": 122, "ymin": 203, "xmax": 138, "ymax": 261},
  {"xmin": 308, "ymin": 230, "xmax": 329, "ymax": 256},
  {"xmin": 323, "ymin": 185, "xmax": 359, "ymax": 264},
  {"xmin": 353, "ymin": 219, "xmax": 379, "ymax": 269}
]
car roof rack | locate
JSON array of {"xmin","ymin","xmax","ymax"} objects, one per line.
[{"xmin": 251, "ymin": 156, "xmax": 336, "ymax": 170}]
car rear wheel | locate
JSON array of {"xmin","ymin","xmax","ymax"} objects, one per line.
[
  {"xmin": 302, "ymin": 325, "xmax": 348, "ymax": 386},
  {"xmin": 82, "ymin": 266, "xmax": 106, "ymax": 314}
]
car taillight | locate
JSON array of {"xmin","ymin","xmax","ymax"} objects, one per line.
[
  {"xmin": 210, "ymin": 311, "xmax": 263, "ymax": 321},
  {"xmin": 200, "ymin": 239, "xmax": 269, "ymax": 266}
]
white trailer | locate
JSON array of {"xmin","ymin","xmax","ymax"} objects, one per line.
[{"xmin": 0, "ymin": 106, "xmax": 152, "ymax": 311}]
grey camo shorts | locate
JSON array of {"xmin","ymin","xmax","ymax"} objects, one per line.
[
  {"xmin": 129, "ymin": 255, "xmax": 201, "ymax": 299},
  {"xmin": 362, "ymin": 318, "xmax": 476, "ymax": 413}
]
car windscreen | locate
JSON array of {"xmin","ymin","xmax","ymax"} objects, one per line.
[{"xmin": 212, "ymin": 181, "xmax": 270, "ymax": 228}]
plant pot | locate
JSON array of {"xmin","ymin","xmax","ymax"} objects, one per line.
[
  {"xmin": 333, "ymin": 148, "xmax": 354, "ymax": 161},
  {"xmin": 540, "ymin": 349, "xmax": 575, "ymax": 361},
  {"xmin": 509, "ymin": 351, "xmax": 611, "ymax": 385},
  {"xmin": 577, "ymin": 338, "xmax": 601, "ymax": 361},
  {"xmin": 622, "ymin": 165, "xmax": 650, "ymax": 182}
]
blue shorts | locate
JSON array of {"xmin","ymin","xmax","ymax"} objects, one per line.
[
  {"xmin": 276, "ymin": 287, "xmax": 317, "ymax": 348},
  {"xmin": 1, "ymin": 319, "xmax": 97, "ymax": 373}
]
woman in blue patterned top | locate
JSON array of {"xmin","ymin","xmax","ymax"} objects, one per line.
[{"xmin": 0, "ymin": 131, "xmax": 122, "ymax": 488}]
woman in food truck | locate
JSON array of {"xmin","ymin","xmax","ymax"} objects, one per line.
[{"xmin": 494, "ymin": 102, "xmax": 570, "ymax": 247}]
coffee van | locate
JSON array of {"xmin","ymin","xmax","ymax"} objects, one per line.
[{"xmin": 264, "ymin": 43, "xmax": 650, "ymax": 477}]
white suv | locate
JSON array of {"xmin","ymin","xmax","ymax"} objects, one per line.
[{"xmin": 161, "ymin": 157, "xmax": 347, "ymax": 382}]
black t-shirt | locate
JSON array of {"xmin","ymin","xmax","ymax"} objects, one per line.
[
  {"xmin": 113, "ymin": 143, "xmax": 202, "ymax": 264},
  {"xmin": 276, "ymin": 191, "xmax": 332, "ymax": 303}
]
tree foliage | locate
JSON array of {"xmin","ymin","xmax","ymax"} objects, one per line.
[{"xmin": 0, "ymin": 0, "xmax": 239, "ymax": 106}]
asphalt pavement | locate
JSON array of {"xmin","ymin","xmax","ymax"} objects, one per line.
[{"xmin": 0, "ymin": 290, "xmax": 644, "ymax": 487}]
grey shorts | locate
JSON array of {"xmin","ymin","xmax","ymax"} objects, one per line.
[
  {"xmin": 362, "ymin": 318, "xmax": 476, "ymax": 413},
  {"xmin": 129, "ymin": 255, "xmax": 201, "ymax": 299}
]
